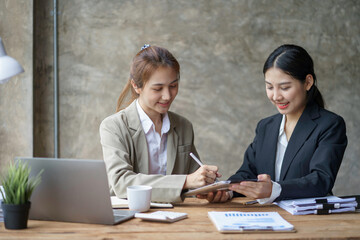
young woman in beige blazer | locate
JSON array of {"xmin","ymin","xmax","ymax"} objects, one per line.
[{"xmin": 100, "ymin": 45, "xmax": 220, "ymax": 203}]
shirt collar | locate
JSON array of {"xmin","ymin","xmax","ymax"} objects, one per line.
[
  {"xmin": 279, "ymin": 114, "xmax": 286, "ymax": 136},
  {"xmin": 136, "ymin": 99, "xmax": 170, "ymax": 135},
  {"xmin": 161, "ymin": 112, "xmax": 170, "ymax": 135},
  {"xmin": 278, "ymin": 114, "xmax": 288, "ymax": 146}
]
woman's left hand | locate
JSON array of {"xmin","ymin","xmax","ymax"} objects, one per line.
[{"xmin": 228, "ymin": 174, "xmax": 272, "ymax": 199}]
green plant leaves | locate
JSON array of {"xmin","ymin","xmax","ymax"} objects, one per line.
[{"xmin": 0, "ymin": 160, "xmax": 43, "ymax": 205}]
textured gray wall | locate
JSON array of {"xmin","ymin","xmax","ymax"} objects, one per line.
[
  {"xmin": 0, "ymin": 0, "xmax": 33, "ymax": 171},
  {"xmin": 33, "ymin": 0, "xmax": 55, "ymax": 157},
  {"xmin": 2, "ymin": 0, "xmax": 360, "ymax": 196}
]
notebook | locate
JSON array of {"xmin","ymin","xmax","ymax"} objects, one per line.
[
  {"xmin": 20, "ymin": 157, "xmax": 136, "ymax": 225},
  {"xmin": 135, "ymin": 211, "xmax": 187, "ymax": 222}
]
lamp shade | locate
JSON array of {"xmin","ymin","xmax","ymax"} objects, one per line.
[{"xmin": 0, "ymin": 37, "xmax": 24, "ymax": 84}]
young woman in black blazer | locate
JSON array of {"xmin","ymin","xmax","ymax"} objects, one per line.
[{"xmin": 201, "ymin": 44, "xmax": 347, "ymax": 203}]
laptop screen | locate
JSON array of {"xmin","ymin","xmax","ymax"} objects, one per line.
[{"xmin": 20, "ymin": 157, "xmax": 127, "ymax": 225}]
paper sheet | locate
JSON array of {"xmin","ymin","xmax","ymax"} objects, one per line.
[
  {"xmin": 111, "ymin": 196, "xmax": 173, "ymax": 209},
  {"xmin": 208, "ymin": 211, "xmax": 294, "ymax": 232}
]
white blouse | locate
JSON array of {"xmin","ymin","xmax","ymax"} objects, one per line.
[{"xmin": 136, "ymin": 100, "xmax": 170, "ymax": 175}]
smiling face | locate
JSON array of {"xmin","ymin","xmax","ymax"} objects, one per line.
[
  {"xmin": 265, "ymin": 67, "xmax": 313, "ymax": 119},
  {"xmin": 133, "ymin": 66, "xmax": 179, "ymax": 120}
]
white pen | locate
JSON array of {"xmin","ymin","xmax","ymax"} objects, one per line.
[
  {"xmin": 189, "ymin": 152, "xmax": 203, "ymax": 166},
  {"xmin": 189, "ymin": 152, "xmax": 219, "ymax": 182}
]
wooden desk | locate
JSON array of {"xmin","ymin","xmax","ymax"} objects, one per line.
[{"xmin": 0, "ymin": 198, "xmax": 359, "ymax": 239}]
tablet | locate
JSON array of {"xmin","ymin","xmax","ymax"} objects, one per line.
[
  {"xmin": 182, "ymin": 179, "xmax": 258, "ymax": 197},
  {"xmin": 182, "ymin": 181, "xmax": 231, "ymax": 197}
]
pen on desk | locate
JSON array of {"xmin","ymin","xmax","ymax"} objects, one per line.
[{"xmin": 189, "ymin": 152, "xmax": 219, "ymax": 182}]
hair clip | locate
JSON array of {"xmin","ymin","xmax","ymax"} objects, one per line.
[{"xmin": 141, "ymin": 44, "xmax": 150, "ymax": 50}]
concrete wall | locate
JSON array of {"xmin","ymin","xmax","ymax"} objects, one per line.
[
  {"xmin": 0, "ymin": 0, "xmax": 33, "ymax": 170},
  {"xmin": 1, "ymin": 0, "xmax": 359, "ymax": 195},
  {"xmin": 33, "ymin": 0, "xmax": 55, "ymax": 157}
]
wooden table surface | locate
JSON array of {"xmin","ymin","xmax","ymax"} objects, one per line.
[{"xmin": 0, "ymin": 197, "xmax": 359, "ymax": 240}]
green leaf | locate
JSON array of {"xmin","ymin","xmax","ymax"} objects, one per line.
[{"xmin": 0, "ymin": 159, "xmax": 43, "ymax": 205}]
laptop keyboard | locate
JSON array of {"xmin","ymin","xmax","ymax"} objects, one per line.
[
  {"xmin": 113, "ymin": 209, "xmax": 129, "ymax": 217},
  {"xmin": 113, "ymin": 209, "xmax": 135, "ymax": 222}
]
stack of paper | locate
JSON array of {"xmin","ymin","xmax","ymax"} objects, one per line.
[
  {"xmin": 275, "ymin": 196, "xmax": 357, "ymax": 215},
  {"xmin": 208, "ymin": 211, "xmax": 294, "ymax": 233}
]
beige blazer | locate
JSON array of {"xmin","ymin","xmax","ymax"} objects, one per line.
[{"xmin": 99, "ymin": 101, "xmax": 200, "ymax": 203}]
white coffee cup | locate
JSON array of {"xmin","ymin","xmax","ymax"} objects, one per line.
[{"xmin": 127, "ymin": 185, "xmax": 152, "ymax": 212}]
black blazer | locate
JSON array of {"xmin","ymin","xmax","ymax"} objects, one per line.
[{"xmin": 229, "ymin": 102, "xmax": 347, "ymax": 201}]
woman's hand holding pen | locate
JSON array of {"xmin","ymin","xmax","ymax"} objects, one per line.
[
  {"xmin": 184, "ymin": 153, "xmax": 221, "ymax": 189},
  {"xmin": 183, "ymin": 165, "xmax": 221, "ymax": 189},
  {"xmin": 228, "ymin": 174, "xmax": 272, "ymax": 199}
]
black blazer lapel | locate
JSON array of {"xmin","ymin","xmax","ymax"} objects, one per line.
[
  {"xmin": 280, "ymin": 104, "xmax": 319, "ymax": 180},
  {"xmin": 262, "ymin": 114, "xmax": 282, "ymax": 181}
]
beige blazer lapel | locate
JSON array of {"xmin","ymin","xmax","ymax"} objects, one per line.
[
  {"xmin": 166, "ymin": 113, "xmax": 178, "ymax": 175},
  {"xmin": 125, "ymin": 101, "xmax": 149, "ymax": 174}
]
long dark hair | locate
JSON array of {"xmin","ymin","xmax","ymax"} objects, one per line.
[
  {"xmin": 263, "ymin": 44, "xmax": 324, "ymax": 108},
  {"xmin": 116, "ymin": 45, "xmax": 180, "ymax": 112}
]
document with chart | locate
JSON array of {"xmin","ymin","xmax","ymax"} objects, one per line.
[{"xmin": 208, "ymin": 211, "xmax": 295, "ymax": 233}]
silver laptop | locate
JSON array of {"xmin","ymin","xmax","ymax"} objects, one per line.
[{"xmin": 20, "ymin": 157, "xmax": 136, "ymax": 225}]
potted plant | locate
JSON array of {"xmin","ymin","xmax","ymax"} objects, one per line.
[{"xmin": 0, "ymin": 160, "xmax": 43, "ymax": 229}]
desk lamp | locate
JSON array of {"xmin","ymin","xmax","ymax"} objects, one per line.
[{"xmin": 0, "ymin": 37, "xmax": 24, "ymax": 83}]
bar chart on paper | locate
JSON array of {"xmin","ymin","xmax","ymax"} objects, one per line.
[{"xmin": 208, "ymin": 211, "xmax": 294, "ymax": 233}]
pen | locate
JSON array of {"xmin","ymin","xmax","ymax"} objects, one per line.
[
  {"xmin": 189, "ymin": 152, "xmax": 219, "ymax": 182},
  {"xmin": 245, "ymin": 200, "xmax": 258, "ymax": 205},
  {"xmin": 189, "ymin": 152, "xmax": 203, "ymax": 166}
]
